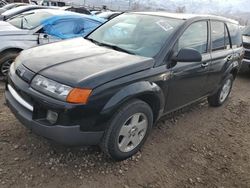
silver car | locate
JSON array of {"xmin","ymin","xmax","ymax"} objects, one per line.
[{"xmin": 0, "ymin": 9, "xmax": 105, "ymax": 77}]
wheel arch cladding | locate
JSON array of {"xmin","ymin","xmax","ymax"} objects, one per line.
[{"xmin": 101, "ymin": 81, "xmax": 165, "ymax": 123}]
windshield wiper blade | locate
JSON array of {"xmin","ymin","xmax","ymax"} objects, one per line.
[
  {"xmin": 99, "ymin": 43, "xmax": 135, "ymax": 55},
  {"xmin": 85, "ymin": 38, "xmax": 102, "ymax": 45},
  {"xmin": 86, "ymin": 38, "xmax": 135, "ymax": 55}
]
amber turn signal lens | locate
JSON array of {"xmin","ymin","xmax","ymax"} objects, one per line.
[{"xmin": 66, "ymin": 88, "xmax": 92, "ymax": 104}]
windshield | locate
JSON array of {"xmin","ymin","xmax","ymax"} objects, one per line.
[
  {"xmin": 87, "ymin": 13, "xmax": 184, "ymax": 57},
  {"xmin": 243, "ymin": 26, "xmax": 250, "ymax": 36},
  {"xmin": 7, "ymin": 11, "xmax": 52, "ymax": 30}
]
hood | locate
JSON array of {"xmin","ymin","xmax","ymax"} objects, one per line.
[
  {"xmin": 20, "ymin": 38, "xmax": 154, "ymax": 88},
  {"xmin": 0, "ymin": 21, "xmax": 28, "ymax": 35}
]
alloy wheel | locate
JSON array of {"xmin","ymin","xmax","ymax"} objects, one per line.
[
  {"xmin": 118, "ymin": 113, "xmax": 148, "ymax": 153},
  {"xmin": 1, "ymin": 59, "xmax": 13, "ymax": 76},
  {"xmin": 219, "ymin": 79, "xmax": 232, "ymax": 103}
]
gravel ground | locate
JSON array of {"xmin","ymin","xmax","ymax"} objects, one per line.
[{"xmin": 0, "ymin": 70, "xmax": 250, "ymax": 188}]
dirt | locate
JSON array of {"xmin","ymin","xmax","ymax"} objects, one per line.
[{"xmin": 0, "ymin": 70, "xmax": 250, "ymax": 188}]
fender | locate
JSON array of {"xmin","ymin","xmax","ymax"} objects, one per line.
[
  {"xmin": 212, "ymin": 59, "xmax": 240, "ymax": 95},
  {"xmin": 0, "ymin": 35, "xmax": 39, "ymax": 53},
  {"xmin": 223, "ymin": 59, "xmax": 239, "ymax": 80},
  {"xmin": 101, "ymin": 81, "xmax": 165, "ymax": 121},
  {"xmin": 0, "ymin": 44, "xmax": 25, "ymax": 54}
]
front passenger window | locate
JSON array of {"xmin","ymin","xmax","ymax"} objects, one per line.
[{"xmin": 178, "ymin": 21, "xmax": 208, "ymax": 54}]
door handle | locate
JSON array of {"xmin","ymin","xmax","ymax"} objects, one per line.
[{"xmin": 201, "ymin": 62, "xmax": 209, "ymax": 68}]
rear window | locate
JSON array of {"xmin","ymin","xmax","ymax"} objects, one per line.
[
  {"xmin": 227, "ymin": 23, "xmax": 242, "ymax": 48},
  {"xmin": 8, "ymin": 11, "xmax": 52, "ymax": 29}
]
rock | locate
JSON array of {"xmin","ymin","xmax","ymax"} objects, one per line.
[
  {"xmin": 190, "ymin": 145, "xmax": 198, "ymax": 152},
  {"xmin": 196, "ymin": 177, "xmax": 202, "ymax": 183},
  {"xmin": 188, "ymin": 178, "xmax": 195, "ymax": 184},
  {"xmin": 131, "ymin": 156, "xmax": 136, "ymax": 161},
  {"xmin": 118, "ymin": 169, "xmax": 123, "ymax": 174},
  {"xmin": 14, "ymin": 157, "xmax": 19, "ymax": 161},
  {"xmin": 124, "ymin": 185, "xmax": 129, "ymax": 188}
]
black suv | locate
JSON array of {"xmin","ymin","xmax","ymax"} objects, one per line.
[
  {"xmin": 5, "ymin": 12, "xmax": 243, "ymax": 161},
  {"xmin": 242, "ymin": 26, "xmax": 250, "ymax": 67}
]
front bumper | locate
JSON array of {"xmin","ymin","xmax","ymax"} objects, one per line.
[{"xmin": 5, "ymin": 86, "xmax": 104, "ymax": 146}]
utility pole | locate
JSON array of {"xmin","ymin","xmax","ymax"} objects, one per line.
[{"xmin": 129, "ymin": 0, "xmax": 131, "ymax": 10}]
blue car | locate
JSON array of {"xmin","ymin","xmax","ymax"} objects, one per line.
[{"xmin": 0, "ymin": 9, "xmax": 106, "ymax": 77}]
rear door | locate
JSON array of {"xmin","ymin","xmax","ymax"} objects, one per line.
[
  {"xmin": 165, "ymin": 21, "xmax": 211, "ymax": 112},
  {"xmin": 206, "ymin": 21, "xmax": 234, "ymax": 92},
  {"xmin": 227, "ymin": 22, "xmax": 244, "ymax": 65}
]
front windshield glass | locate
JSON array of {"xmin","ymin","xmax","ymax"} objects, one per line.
[
  {"xmin": 243, "ymin": 26, "xmax": 250, "ymax": 36},
  {"xmin": 7, "ymin": 11, "xmax": 52, "ymax": 30},
  {"xmin": 87, "ymin": 13, "xmax": 184, "ymax": 57}
]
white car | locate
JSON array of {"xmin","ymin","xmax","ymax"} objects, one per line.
[{"xmin": 0, "ymin": 9, "xmax": 105, "ymax": 77}]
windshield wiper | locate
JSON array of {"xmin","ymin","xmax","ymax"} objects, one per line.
[
  {"xmin": 86, "ymin": 38, "xmax": 135, "ymax": 55},
  {"xmin": 85, "ymin": 38, "xmax": 102, "ymax": 45}
]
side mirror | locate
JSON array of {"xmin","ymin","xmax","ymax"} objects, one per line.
[{"xmin": 172, "ymin": 48, "xmax": 202, "ymax": 62}]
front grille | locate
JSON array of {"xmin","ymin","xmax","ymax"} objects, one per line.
[
  {"xmin": 244, "ymin": 51, "xmax": 250, "ymax": 59},
  {"xmin": 243, "ymin": 42, "xmax": 250, "ymax": 49}
]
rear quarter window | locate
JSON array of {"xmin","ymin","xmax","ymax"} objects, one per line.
[{"xmin": 227, "ymin": 23, "xmax": 242, "ymax": 48}]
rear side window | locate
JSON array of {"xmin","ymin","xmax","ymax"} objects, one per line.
[
  {"xmin": 178, "ymin": 21, "xmax": 208, "ymax": 54},
  {"xmin": 57, "ymin": 2, "xmax": 66, "ymax": 7},
  {"xmin": 227, "ymin": 23, "xmax": 242, "ymax": 48},
  {"xmin": 211, "ymin": 21, "xmax": 230, "ymax": 51}
]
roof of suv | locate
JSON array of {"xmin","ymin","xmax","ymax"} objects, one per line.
[{"xmin": 133, "ymin": 12, "xmax": 238, "ymax": 24}]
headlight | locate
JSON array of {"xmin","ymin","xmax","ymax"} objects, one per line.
[
  {"xmin": 31, "ymin": 75, "xmax": 72, "ymax": 101},
  {"xmin": 31, "ymin": 75, "xmax": 92, "ymax": 104}
]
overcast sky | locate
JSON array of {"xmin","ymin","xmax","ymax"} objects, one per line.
[{"xmin": 82, "ymin": 0, "xmax": 250, "ymax": 12}]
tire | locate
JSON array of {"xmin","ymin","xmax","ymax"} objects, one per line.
[
  {"xmin": 101, "ymin": 99, "xmax": 153, "ymax": 161},
  {"xmin": 208, "ymin": 74, "xmax": 234, "ymax": 107},
  {"xmin": 0, "ymin": 51, "xmax": 19, "ymax": 78}
]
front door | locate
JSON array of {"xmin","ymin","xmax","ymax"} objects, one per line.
[{"xmin": 165, "ymin": 21, "xmax": 211, "ymax": 112}]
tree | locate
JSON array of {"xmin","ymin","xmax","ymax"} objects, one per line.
[{"xmin": 176, "ymin": 6, "xmax": 186, "ymax": 13}]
